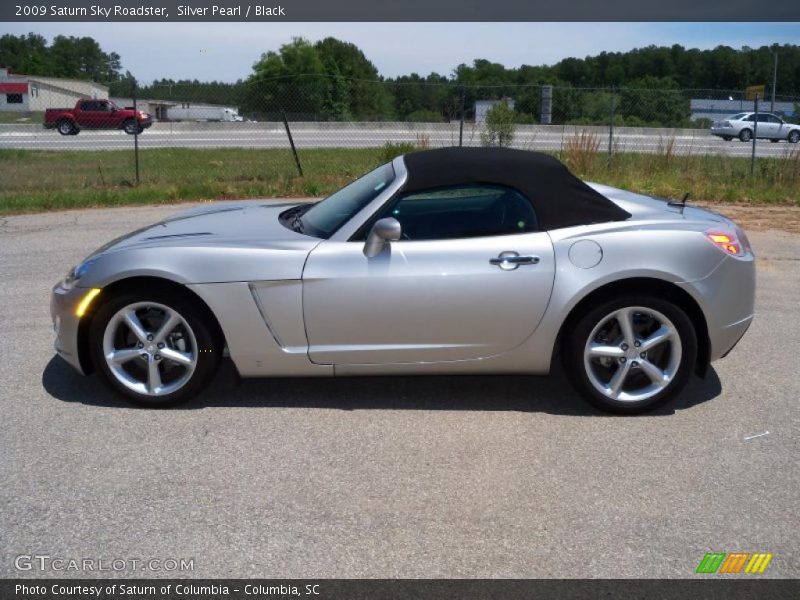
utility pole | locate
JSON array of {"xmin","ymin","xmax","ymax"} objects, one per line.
[{"xmin": 771, "ymin": 49, "xmax": 778, "ymax": 113}]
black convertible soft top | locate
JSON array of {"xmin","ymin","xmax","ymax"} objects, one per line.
[{"xmin": 401, "ymin": 147, "xmax": 630, "ymax": 230}]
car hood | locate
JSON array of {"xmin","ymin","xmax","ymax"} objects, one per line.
[
  {"xmin": 76, "ymin": 200, "xmax": 323, "ymax": 286},
  {"xmin": 89, "ymin": 200, "xmax": 317, "ymax": 257}
]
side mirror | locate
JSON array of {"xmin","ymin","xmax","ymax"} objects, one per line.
[{"xmin": 363, "ymin": 217, "xmax": 401, "ymax": 258}]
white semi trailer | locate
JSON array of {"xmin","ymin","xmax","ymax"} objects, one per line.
[{"xmin": 165, "ymin": 106, "xmax": 243, "ymax": 122}]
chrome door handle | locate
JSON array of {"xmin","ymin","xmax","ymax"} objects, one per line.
[{"xmin": 489, "ymin": 252, "xmax": 540, "ymax": 270}]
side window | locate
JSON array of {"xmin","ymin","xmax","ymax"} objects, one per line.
[
  {"xmin": 743, "ymin": 114, "xmax": 755, "ymax": 122},
  {"xmin": 757, "ymin": 114, "xmax": 770, "ymax": 122},
  {"xmin": 767, "ymin": 115, "xmax": 782, "ymax": 123},
  {"xmin": 377, "ymin": 185, "xmax": 538, "ymax": 241}
]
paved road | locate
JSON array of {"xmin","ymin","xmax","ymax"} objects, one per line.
[
  {"xmin": 1, "ymin": 125, "xmax": 798, "ymax": 157},
  {"xmin": 1, "ymin": 203, "xmax": 798, "ymax": 578}
]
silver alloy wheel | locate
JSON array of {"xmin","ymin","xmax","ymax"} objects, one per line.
[
  {"xmin": 102, "ymin": 301, "xmax": 198, "ymax": 397},
  {"xmin": 58, "ymin": 121, "xmax": 72, "ymax": 135},
  {"xmin": 583, "ymin": 306, "xmax": 682, "ymax": 403}
]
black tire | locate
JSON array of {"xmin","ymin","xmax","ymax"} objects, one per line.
[
  {"xmin": 562, "ymin": 295, "xmax": 697, "ymax": 415},
  {"xmin": 788, "ymin": 130, "xmax": 800, "ymax": 144},
  {"xmin": 738, "ymin": 128, "xmax": 752, "ymax": 142},
  {"xmin": 123, "ymin": 119, "xmax": 143, "ymax": 134},
  {"xmin": 722, "ymin": 136, "xmax": 732, "ymax": 141},
  {"xmin": 57, "ymin": 120, "xmax": 75, "ymax": 136},
  {"xmin": 89, "ymin": 288, "xmax": 222, "ymax": 407}
]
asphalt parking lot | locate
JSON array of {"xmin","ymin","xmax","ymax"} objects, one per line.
[{"xmin": 1, "ymin": 203, "xmax": 798, "ymax": 578}]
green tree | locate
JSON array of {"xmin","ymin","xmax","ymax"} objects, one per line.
[
  {"xmin": 0, "ymin": 33, "xmax": 121, "ymax": 82},
  {"xmin": 241, "ymin": 37, "xmax": 327, "ymax": 118},
  {"xmin": 0, "ymin": 33, "xmax": 51, "ymax": 75},
  {"xmin": 315, "ymin": 37, "xmax": 394, "ymax": 119}
]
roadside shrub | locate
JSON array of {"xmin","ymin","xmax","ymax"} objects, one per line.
[
  {"xmin": 481, "ymin": 102, "xmax": 516, "ymax": 147},
  {"xmin": 377, "ymin": 141, "xmax": 417, "ymax": 163}
]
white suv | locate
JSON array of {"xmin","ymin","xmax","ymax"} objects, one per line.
[{"xmin": 711, "ymin": 112, "xmax": 800, "ymax": 143}]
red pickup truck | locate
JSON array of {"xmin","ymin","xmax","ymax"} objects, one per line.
[{"xmin": 44, "ymin": 99, "xmax": 153, "ymax": 135}]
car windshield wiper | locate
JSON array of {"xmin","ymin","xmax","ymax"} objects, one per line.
[{"xmin": 290, "ymin": 214, "xmax": 305, "ymax": 233}]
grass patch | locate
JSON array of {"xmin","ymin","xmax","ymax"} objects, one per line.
[
  {"xmin": 0, "ymin": 111, "xmax": 44, "ymax": 124},
  {"xmin": 1, "ymin": 145, "xmax": 799, "ymax": 215}
]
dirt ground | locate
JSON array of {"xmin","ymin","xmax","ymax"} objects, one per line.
[{"xmin": 699, "ymin": 203, "xmax": 800, "ymax": 234}]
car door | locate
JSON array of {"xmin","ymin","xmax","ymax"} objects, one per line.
[
  {"xmin": 77, "ymin": 101, "xmax": 103, "ymax": 128},
  {"xmin": 74, "ymin": 101, "xmax": 93, "ymax": 127},
  {"xmin": 756, "ymin": 114, "xmax": 777, "ymax": 138},
  {"xmin": 767, "ymin": 114, "xmax": 785, "ymax": 138},
  {"xmin": 302, "ymin": 184, "xmax": 555, "ymax": 365}
]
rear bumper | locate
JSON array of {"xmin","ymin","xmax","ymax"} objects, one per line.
[
  {"xmin": 50, "ymin": 283, "xmax": 92, "ymax": 375},
  {"xmin": 678, "ymin": 253, "xmax": 756, "ymax": 362},
  {"xmin": 710, "ymin": 126, "xmax": 738, "ymax": 137}
]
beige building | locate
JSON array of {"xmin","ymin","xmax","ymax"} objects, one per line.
[{"xmin": 0, "ymin": 67, "xmax": 108, "ymax": 112}]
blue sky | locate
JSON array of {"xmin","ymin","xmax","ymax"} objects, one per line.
[{"xmin": 7, "ymin": 22, "xmax": 800, "ymax": 83}]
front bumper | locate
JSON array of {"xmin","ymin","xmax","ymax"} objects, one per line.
[{"xmin": 50, "ymin": 283, "xmax": 95, "ymax": 375}]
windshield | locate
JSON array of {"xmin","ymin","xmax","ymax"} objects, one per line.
[{"xmin": 296, "ymin": 163, "xmax": 395, "ymax": 238}]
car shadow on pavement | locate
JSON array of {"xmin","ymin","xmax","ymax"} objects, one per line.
[{"xmin": 42, "ymin": 356, "xmax": 722, "ymax": 416}]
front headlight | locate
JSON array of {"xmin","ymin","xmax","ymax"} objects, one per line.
[{"xmin": 62, "ymin": 258, "xmax": 96, "ymax": 289}]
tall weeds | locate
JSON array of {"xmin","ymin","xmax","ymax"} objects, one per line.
[{"xmin": 563, "ymin": 129, "xmax": 601, "ymax": 176}]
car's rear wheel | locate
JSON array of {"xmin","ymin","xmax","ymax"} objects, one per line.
[
  {"xmin": 739, "ymin": 129, "xmax": 752, "ymax": 142},
  {"xmin": 564, "ymin": 296, "xmax": 697, "ymax": 414},
  {"xmin": 788, "ymin": 130, "xmax": 800, "ymax": 144},
  {"xmin": 57, "ymin": 120, "xmax": 75, "ymax": 136},
  {"xmin": 89, "ymin": 290, "xmax": 221, "ymax": 407}
]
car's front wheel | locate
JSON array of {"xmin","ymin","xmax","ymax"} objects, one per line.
[
  {"xmin": 722, "ymin": 135, "xmax": 732, "ymax": 141},
  {"xmin": 564, "ymin": 296, "xmax": 697, "ymax": 414},
  {"xmin": 89, "ymin": 289, "xmax": 222, "ymax": 407},
  {"xmin": 739, "ymin": 128, "xmax": 752, "ymax": 142},
  {"xmin": 123, "ymin": 119, "xmax": 143, "ymax": 134},
  {"xmin": 788, "ymin": 130, "xmax": 800, "ymax": 144}
]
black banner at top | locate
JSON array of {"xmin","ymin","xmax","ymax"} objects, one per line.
[{"xmin": 4, "ymin": 0, "xmax": 800, "ymax": 21}]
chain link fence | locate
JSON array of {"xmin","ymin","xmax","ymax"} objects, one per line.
[{"xmin": 2, "ymin": 76, "xmax": 799, "ymax": 207}]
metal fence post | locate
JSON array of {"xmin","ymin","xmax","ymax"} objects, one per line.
[
  {"xmin": 132, "ymin": 85, "xmax": 140, "ymax": 186},
  {"xmin": 282, "ymin": 110, "xmax": 303, "ymax": 177},
  {"xmin": 459, "ymin": 86, "xmax": 466, "ymax": 147},
  {"xmin": 608, "ymin": 86, "xmax": 616, "ymax": 161},
  {"xmin": 750, "ymin": 95, "xmax": 759, "ymax": 176}
]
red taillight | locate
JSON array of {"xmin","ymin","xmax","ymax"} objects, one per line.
[{"xmin": 705, "ymin": 230, "xmax": 742, "ymax": 256}]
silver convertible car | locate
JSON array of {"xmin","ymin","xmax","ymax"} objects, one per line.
[{"xmin": 51, "ymin": 148, "xmax": 755, "ymax": 413}]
